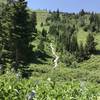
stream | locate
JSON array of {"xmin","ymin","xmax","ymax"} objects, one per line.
[{"xmin": 50, "ymin": 43, "xmax": 59, "ymax": 68}]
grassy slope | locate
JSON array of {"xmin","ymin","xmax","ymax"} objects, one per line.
[
  {"xmin": 0, "ymin": 10, "xmax": 99, "ymax": 85},
  {"xmin": 36, "ymin": 10, "xmax": 49, "ymax": 31},
  {"xmin": 30, "ymin": 10, "xmax": 100, "ymax": 84},
  {"xmin": 77, "ymin": 29, "xmax": 88, "ymax": 45},
  {"xmin": 0, "ymin": 10, "xmax": 100, "ymax": 99},
  {"xmin": 0, "ymin": 0, "xmax": 6, "ymax": 3}
]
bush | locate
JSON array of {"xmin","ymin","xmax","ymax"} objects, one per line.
[
  {"xmin": 60, "ymin": 52, "xmax": 77, "ymax": 67},
  {"xmin": 0, "ymin": 74, "xmax": 99, "ymax": 100}
]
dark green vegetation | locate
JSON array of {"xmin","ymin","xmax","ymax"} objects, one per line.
[{"xmin": 0, "ymin": 0, "xmax": 100, "ymax": 99}]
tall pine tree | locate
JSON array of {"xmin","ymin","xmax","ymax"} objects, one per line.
[
  {"xmin": 85, "ymin": 33, "xmax": 96, "ymax": 54},
  {"xmin": 10, "ymin": 0, "xmax": 35, "ymax": 69}
]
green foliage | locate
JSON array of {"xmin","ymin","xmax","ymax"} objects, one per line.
[
  {"xmin": 38, "ymin": 38, "xmax": 45, "ymax": 52},
  {"xmin": 76, "ymin": 42, "xmax": 89, "ymax": 62},
  {"xmin": 41, "ymin": 22, "xmax": 43, "ymax": 27},
  {"xmin": 76, "ymin": 33, "xmax": 97, "ymax": 62},
  {"xmin": 41, "ymin": 28, "xmax": 47, "ymax": 40},
  {"xmin": 31, "ymin": 11, "xmax": 37, "ymax": 33},
  {"xmin": 0, "ymin": 3, "xmax": 100, "ymax": 99},
  {"xmin": 0, "ymin": 73, "xmax": 99, "ymax": 100},
  {"xmin": 50, "ymin": 9, "xmax": 60, "ymax": 22},
  {"xmin": 0, "ymin": 0, "xmax": 37, "ymax": 72},
  {"xmin": 0, "ymin": 1, "xmax": 14, "ymax": 71},
  {"xmin": 79, "ymin": 9, "xmax": 85, "ymax": 16},
  {"xmin": 76, "ymin": 42, "xmax": 85, "ymax": 62},
  {"xmin": 69, "ymin": 33, "xmax": 78, "ymax": 52},
  {"xmin": 11, "ymin": 0, "xmax": 34, "ymax": 65},
  {"xmin": 60, "ymin": 51, "xmax": 77, "ymax": 67},
  {"xmin": 38, "ymin": 28, "xmax": 47, "ymax": 52},
  {"xmin": 47, "ymin": 10, "xmax": 99, "ymax": 65},
  {"xmin": 85, "ymin": 33, "xmax": 96, "ymax": 54},
  {"xmin": 89, "ymin": 13, "xmax": 100, "ymax": 32}
]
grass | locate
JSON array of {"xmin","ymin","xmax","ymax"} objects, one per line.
[
  {"xmin": 36, "ymin": 11, "xmax": 49, "ymax": 31},
  {"xmin": 95, "ymin": 33, "xmax": 100, "ymax": 50},
  {"xmin": 77, "ymin": 28, "xmax": 88, "ymax": 45}
]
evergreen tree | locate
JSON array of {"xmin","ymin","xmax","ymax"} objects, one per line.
[
  {"xmin": 50, "ymin": 9, "xmax": 60, "ymax": 22},
  {"xmin": 31, "ymin": 11, "xmax": 37, "ymax": 33},
  {"xmin": 38, "ymin": 38, "xmax": 45, "ymax": 53},
  {"xmin": 38, "ymin": 28, "xmax": 47, "ymax": 52},
  {"xmin": 65, "ymin": 32, "xmax": 70, "ymax": 51},
  {"xmin": 49, "ymin": 24, "xmax": 58, "ymax": 37},
  {"xmin": 41, "ymin": 22, "xmax": 43, "ymax": 27},
  {"xmin": 79, "ymin": 9, "xmax": 85, "ymax": 16},
  {"xmin": 56, "ymin": 9, "xmax": 60, "ymax": 21},
  {"xmin": 79, "ymin": 17, "xmax": 85, "ymax": 27},
  {"xmin": 0, "ymin": 1, "xmax": 14, "ymax": 72},
  {"xmin": 69, "ymin": 33, "xmax": 78, "ymax": 52},
  {"xmin": 89, "ymin": 12, "xmax": 96, "ymax": 32},
  {"xmin": 95, "ymin": 14, "xmax": 100, "ymax": 32},
  {"xmin": 10, "ymin": 0, "xmax": 35, "ymax": 69},
  {"xmin": 0, "ymin": 10, "xmax": 3, "ymax": 63},
  {"xmin": 77, "ymin": 42, "xmax": 85, "ymax": 62},
  {"xmin": 89, "ymin": 12, "xmax": 95, "ymax": 24},
  {"xmin": 41, "ymin": 28, "xmax": 47, "ymax": 40},
  {"xmin": 85, "ymin": 33, "xmax": 96, "ymax": 54}
]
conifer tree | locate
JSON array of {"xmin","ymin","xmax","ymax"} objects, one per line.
[
  {"xmin": 79, "ymin": 9, "xmax": 85, "ymax": 16},
  {"xmin": 56, "ymin": 9, "xmax": 60, "ymax": 21},
  {"xmin": 85, "ymin": 33, "xmax": 96, "ymax": 54},
  {"xmin": 41, "ymin": 28, "xmax": 47, "ymax": 40},
  {"xmin": 10, "ymin": 0, "xmax": 35, "ymax": 69},
  {"xmin": 38, "ymin": 38, "xmax": 45, "ymax": 53},
  {"xmin": 69, "ymin": 33, "xmax": 78, "ymax": 52},
  {"xmin": 31, "ymin": 11, "xmax": 37, "ymax": 33},
  {"xmin": 0, "ymin": 1, "xmax": 14, "ymax": 72},
  {"xmin": 77, "ymin": 42, "xmax": 85, "ymax": 61},
  {"xmin": 89, "ymin": 12, "xmax": 96, "ymax": 32},
  {"xmin": 95, "ymin": 14, "xmax": 100, "ymax": 32},
  {"xmin": 38, "ymin": 28, "xmax": 47, "ymax": 53}
]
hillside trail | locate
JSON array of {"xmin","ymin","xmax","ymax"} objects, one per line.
[{"xmin": 50, "ymin": 43, "xmax": 59, "ymax": 69}]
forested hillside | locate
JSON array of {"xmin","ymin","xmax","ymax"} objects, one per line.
[{"xmin": 0, "ymin": 0, "xmax": 100, "ymax": 99}]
